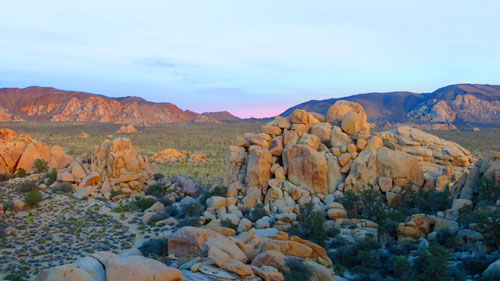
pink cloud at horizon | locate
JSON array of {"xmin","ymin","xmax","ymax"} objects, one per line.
[{"xmin": 228, "ymin": 104, "xmax": 293, "ymax": 119}]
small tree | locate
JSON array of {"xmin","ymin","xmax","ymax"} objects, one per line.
[
  {"xmin": 24, "ymin": 189, "xmax": 43, "ymax": 207},
  {"xmin": 33, "ymin": 159, "xmax": 48, "ymax": 173},
  {"xmin": 476, "ymin": 176, "xmax": 500, "ymax": 205},
  {"xmin": 412, "ymin": 243, "xmax": 450, "ymax": 281},
  {"xmin": 290, "ymin": 202, "xmax": 326, "ymax": 246},
  {"xmin": 15, "ymin": 168, "xmax": 27, "ymax": 178}
]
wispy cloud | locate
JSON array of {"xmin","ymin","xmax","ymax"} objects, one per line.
[{"xmin": 136, "ymin": 58, "xmax": 178, "ymax": 68}]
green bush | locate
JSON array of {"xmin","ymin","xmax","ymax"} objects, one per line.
[
  {"xmin": 46, "ymin": 168, "xmax": 57, "ymax": 185},
  {"xmin": 476, "ymin": 176, "xmax": 500, "ymax": 205},
  {"xmin": 183, "ymin": 202, "xmax": 204, "ymax": 217},
  {"xmin": 24, "ymin": 189, "xmax": 43, "ymax": 207},
  {"xmin": 281, "ymin": 258, "xmax": 313, "ymax": 281},
  {"xmin": 399, "ymin": 187, "xmax": 452, "ymax": 215},
  {"xmin": 383, "ymin": 138, "xmax": 395, "ymax": 149},
  {"xmin": 290, "ymin": 202, "xmax": 326, "ymax": 247},
  {"xmin": 135, "ymin": 197, "xmax": 157, "ymax": 212},
  {"xmin": 0, "ymin": 174, "xmax": 12, "ymax": 182},
  {"xmin": 139, "ymin": 238, "xmax": 168, "ymax": 258},
  {"xmin": 53, "ymin": 182, "xmax": 73, "ymax": 193},
  {"xmin": 33, "ymin": 159, "xmax": 49, "ymax": 173},
  {"xmin": 145, "ymin": 183, "xmax": 166, "ymax": 198},
  {"xmin": 393, "ymin": 255, "xmax": 411, "ymax": 280},
  {"xmin": 245, "ymin": 204, "xmax": 267, "ymax": 222},
  {"xmin": 435, "ymin": 228, "xmax": 457, "ymax": 249},
  {"xmin": 339, "ymin": 190, "xmax": 361, "ymax": 217},
  {"xmin": 412, "ymin": 243, "xmax": 450, "ymax": 281},
  {"xmin": 462, "ymin": 254, "xmax": 496, "ymax": 276},
  {"xmin": 177, "ymin": 216, "xmax": 201, "ymax": 227},
  {"xmin": 460, "ymin": 209, "xmax": 500, "ymax": 249},
  {"xmin": 15, "ymin": 168, "xmax": 27, "ymax": 178},
  {"xmin": 4, "ymin": 272, "xmax": 25, "ymax": 281},
  {"xmin": 16, "ymin": 180, "xmax": 38, "ymax": 193},
  {"xmin": 153, "ymin": 173, "xmax": 165, "ymax": 181},
  {"xmin": 221, "ymin": 219, "xmax": 238, "ymax": 231}
]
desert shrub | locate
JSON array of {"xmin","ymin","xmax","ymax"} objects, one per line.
[
  {"xmin": 139, "ymin": 238, "xmax": 168, "ymax": 258},
  {"xmin": 245, "ymin": 204, "xmax": 267, "ymax": 222},
  {"xmin": 399, "ymin": 187, "xmax": 452, "ymax": 215},
  {"xmin": 33, "ymin": 159, "xmax": 48, "ymax": 173},
  {"xmin": 177, "ymin": 216, "xmax": 201, "ymax": 227},
  {"xmin": 290, "ymin": 202, "xmax": 326, "ymax": 247},
  {"xmin": 281, "ymin": 258, "xmax": 313, "ymax": 281},
  {"xmin": 45, "ymin": 168, "xmax": 57, "ymax": 185},
  {"xmin": 158, "ymin": 197, "xmax": 174, "ymax": 207},
  {"xmin": 0, "ymin": 174, "xmax": 12, "ymax": 182},
  {"xmin": 15, "ymin": 168, "xmax": 27, "ymax": 178},
  {"xmin": 148, "ymin": 212, "xmax": 167, "ymax": 226},
  {"xmin": 24, "ymin": 189, "xmax": 43, "ymax": 207},
  {"xmin": 462, "ymin": 254, "xmax": 496, "ymax": 276},
  {"xmin": 327, "ymin": 227, "xmax": 341, "ymax": 238},
  {"xmin": 135, "ymin": 197, "xmax": 157, "ymax": 212},
  {"xmin": 460, "ymin": 209, "xmax": 500, "ymax": 249},
  {"xmin": 476, "ymin": 176, "xmax": 500, "ymax": 205},
  {"xmin": 383, "ymin": 139, "xmax": 395, "ymax": 149},
  {"xmin": 16, "ymin": 180, "xmax": 38, "ymax": 193},
  {"xmin": 221, "ymin": 219, "xmax": 238, "ymax": 231},
  {"xmin": 164, "ymin": 205, "xmax": 179, "ymax": 217},
  {"xmin": 182, "ymin": 202, "xmax": 204, "ymax": 217},
  {"xmin": 411, "ymin": 243, "xmax": 450, "ymax": 281},
  {"xmin": 53, "ymin": 182, "xmax": 73, "ymax": 193},
  {"xmin": 110, "ymin": 190, "xmax": 123, "ymax": 198},
  {"xmin": 145, "ymin": 183, "xmax": 166, "ymax": 198},
  {"xmin": 153, "ymin": 173, "xmax": 165, "ymax": 181},
  {"xmin": 200, "ymin": 185, "xmax": 227, "ymax": 206},
  {"xmin": 4, "ymin": 272, "xmax": 25, "ymax": 281},
  {"xmin": 387, "ymin": 239, "xmax": 417, "ymax": 256},
  {"xmin": 435, "ymin": 228, "xmax": 457, "ymax": 249},
  {"xmin": 339, "ymin": 190, "xmax": 361, "ymax": 217},
  {"xmin": 393, "ymin": 255, "xmax": 411, "ymax": 280}
]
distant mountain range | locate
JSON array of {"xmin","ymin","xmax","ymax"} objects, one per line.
[
  {"xmin": 0, "ymin": 87, "xmax": 239, "ymax": 125},
  {"xmin": 1, "ymin": 84, "xmax": 499, "ymax": 127},
  {"xmin": 281, "ymin": 84, "xmax": 500, "ymax": 126}
]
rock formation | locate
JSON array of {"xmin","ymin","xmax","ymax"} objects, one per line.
[
  {"xmin": 116, "ymin": 125, "xmax": 139, "ymax": 134},
  {"xmin": 222, "ymin": 101, "xmax": 474, "ymax": 213},
  {"xmin": 0, "ymin": 128, "xmax": 72, "ymax": 174},
  {"xmin": 152, "ymin": 149, "xmax": 210, "ymax": 164}
]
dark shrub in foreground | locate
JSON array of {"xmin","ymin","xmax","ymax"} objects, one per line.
[
  {"xmin": 24, "ymin": 189, "xmax": 43, "ymax": 207},
  {"xmin": 290, "ymin": 202, "xmax": 326, "ymax": 247},
  {"xmin": 139, "ymin": 238, "xmax": 168, "ymax": 258}
]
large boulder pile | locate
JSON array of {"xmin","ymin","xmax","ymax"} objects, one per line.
[
  {"xmin": 0, "ymin": 128, "xmax": 72, "ymax": 174},
  {"xmin": 152, "ymin": 148, "xmax": 210, "ymax": 164},
  {"xmin": 167, "ymin": 226, "xmax": 335, "ymax": 280},
  {"xmin": 454, "ymin": 151, "xmax": 500, "ymax": 200},
  {"xmin": 65, "ymin": 138, "xmax": 159, "ymax": 200},
  {"xmin": 116, "ymin": 125, "xmax": 138, "ymax": 134},
  {"xmin": 380, "ymin": 126, "xmax": 473, "ymax": 191},
  {"xmin": 35, "ymin": 251, "xmax": 182, "ymax": 281},
  {"xmin": 221, "ymin": 101, "xmax": 474, "ymax": 214}
]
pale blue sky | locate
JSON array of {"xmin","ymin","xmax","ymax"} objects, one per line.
[{"xmin": 1, "ymin": 0, "xmax": 499, "ymax": 117}]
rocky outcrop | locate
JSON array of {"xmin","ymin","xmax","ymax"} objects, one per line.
[
  {"xmin": 0, "ymin": 106, "xmax": 23, "ymax": 122},
  {"xmin": 152, "ymin": 149, "xmax": 210, "ymax": 164},
  {"xmin": 35, "ymin": 252, "xmax": 182, "ymax": 281},
  {"xmin": 0, "ymin": 129, "xmax": 72, "ymax": 174},
  {"xmin": 219, "ymin": 101, "xmax": 474, "ymax": 220},
  {"xmin": 0, "ymin": 86, "xmax": 220, "ymax": 126},
  {"xmin": 116, "ymin": 125, "xmax": 138, "ymax": 134},
  {"xmin": 167, "ymin": 227, "xmax": 333, "ymax": 280}
]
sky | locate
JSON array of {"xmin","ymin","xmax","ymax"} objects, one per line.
[{"xmin": 1, "ymin": 1, "xmax": 500, "ymax": 118}]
